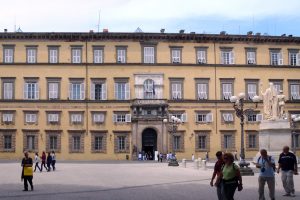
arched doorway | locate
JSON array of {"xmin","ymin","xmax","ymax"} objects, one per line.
[{"xmin": 142, "ymin": 128, "xmax": 157, "ymax": 160}]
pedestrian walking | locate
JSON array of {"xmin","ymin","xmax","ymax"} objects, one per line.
[
  {"xmin": 254, "ymin": 149, "xmax": 276, "ymax": 200},
  {"xmin": 192, "ymin": 154, "xmax": 195, "ymax": 161},
  {"xmin": 210, "ymin": 151, "xmax": 224, "ymax": 200},
  {"xmin": 234, "ymin": 150, "xmax": 238, "ymax": 161},
  {"xmin": 206, "ymin": 151, "xmax": 209, "ymax": 162},
  {"xmin": 51, "ymin": 151, "xmax": 56, "ymax": 171},
  {"xmin": 33, "ymin": 153, "xmax": 41, "ymax": 172},
  {"xmin": 159, "ymin": 153, "xmax": 163, "ymax": 162},
  {"xmin": 157, "ymin": 152, "xmax": 160, "ymax": 162},
  {"xmin": 40, "ymin": 151, "xmax": 47, "ymax": 172},
  {"xmin": 47, "ymin": 152, "xmax": 52, "ymax": 172},
  {"xmin": 21, "ymin": 151, "xmax": 34, "ymax": 191},
  {"xmin": 216, "ymin": 153, "xmax": 243, "ymax": 200},
  {"xmin": 277, "ymin": 146, "xmax": 298, "ymax": 197}
]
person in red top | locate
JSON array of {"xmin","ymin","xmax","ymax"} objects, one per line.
[
  {"xmin": 40, "ymin": 151, "xmax": 47, "ymax": 172},
  {"xmin": 210, "ymin": 151, "xmax": 224, "ymax": 200}
]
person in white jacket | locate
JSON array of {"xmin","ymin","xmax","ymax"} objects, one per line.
[{"xmin": 34, "ymin": 152, "xmax": 41, "ymax": 172}]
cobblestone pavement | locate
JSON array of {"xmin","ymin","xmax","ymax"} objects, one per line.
[{"xmin": 0, "ymin": 161, "xmax": 300, "ymax": 200}]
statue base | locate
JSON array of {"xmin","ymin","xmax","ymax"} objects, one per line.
[{"xmin": 255, "ymin": 119, "xmax": 291, "ymax": 162}]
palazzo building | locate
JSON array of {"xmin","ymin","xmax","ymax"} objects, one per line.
[{"xmin": 0, "ymin": 31, "xmax": 299, "ymax": 160}]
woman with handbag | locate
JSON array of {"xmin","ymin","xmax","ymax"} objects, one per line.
[
  {"xmin": 216, "ymin": 152, "xmax": 243, "ymax": 200},
  {"xmin": 21, "ymin": 151, "xmax": 33, "ymax": 191}
]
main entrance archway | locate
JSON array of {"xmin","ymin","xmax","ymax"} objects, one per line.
[{"xmin": 142, "ymin": 128, "xmax": 157, "ymax": 160}]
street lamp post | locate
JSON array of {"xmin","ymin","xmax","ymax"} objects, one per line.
[
  {"xmin": 291, "ymin": 115, "xmax": 300, "ymax": 155},
  {"xmin": 163, "ymin": 116, "xmax": 182, "ymax": 167},
  {"xmin": 230, "ymin": 93, "xmax": 260, "ymax": 176}
]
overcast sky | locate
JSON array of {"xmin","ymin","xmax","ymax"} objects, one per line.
[{"xmin": 1, "ymin": 0, "xmax": 300, "ymax": 36}]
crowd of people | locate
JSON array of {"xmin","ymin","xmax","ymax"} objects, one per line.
[
  {"xmin": 210, "ymin": 146, "xmax": 298, "ymax": 200},
  {"xmin": 21, "ymin": 151, "xmax": 57, "ymax": 191}
]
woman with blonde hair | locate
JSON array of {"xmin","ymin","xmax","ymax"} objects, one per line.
[{"xmin": 216, "ymin": 153, "xmax": 243, "ymax": 200}]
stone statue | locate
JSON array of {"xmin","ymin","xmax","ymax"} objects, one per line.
[
  {"xmin": 277, "ymin": 90, "xmax": 286, "ymax": 119},
  {"xmin": 260, "ymin": 82, "xmax": 278, "ymax": 120}
]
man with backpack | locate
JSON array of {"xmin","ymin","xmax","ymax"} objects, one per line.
[{"xmin": 254, "ymin": 149, "xmax": 276, "ymax": 200}]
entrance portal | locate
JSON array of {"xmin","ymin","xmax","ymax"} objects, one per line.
[{"xmin": 142, "ymin": 128, "xmax": 157, "ymax": 160}]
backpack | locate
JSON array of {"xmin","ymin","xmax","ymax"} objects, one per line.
[{"xmin": 257, "ymin": 156, "xmax": 276, "ymax": 171}]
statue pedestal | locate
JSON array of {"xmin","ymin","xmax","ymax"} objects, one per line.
[{"xmin": 255, "ymin": 119, "xmax": 291, "ymax": 162}]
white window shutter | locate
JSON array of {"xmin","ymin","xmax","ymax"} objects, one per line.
[
  {"xmin": 206, "ymin": 113, "xmax": 213, "ymax": 122},
  {"xmin": 230, "ymin": 51, "xmax": 235, "ymax": 64},
  {"xmin": 35, "ymin": 83, "xmax": 39, "ymax": 99},
  {"xmin": 256, "ymin": 114, "xmax": 263, "ymax": 122},
  {"xmin": 125, "ymin": 83, "xmax": 130, "ymax": 100},
  {"xmin": 114, "ymin": 83, "xmax": 118, "ymax": 99},
  {"xmin": 113, "ymin": 114, "xmax": 117, "ymax": 123},
  {"xmin": 69, "ymin": 83, "xmax": 72, "ymax": 100},
  {"xmin": 222, "ymin": 113, "xmax": 227, "ymax": 121},
  {"xmin": 220, "ymin": 52, "xmax": 224, "ymax": 64},
  {"xmin": 125, "ymin": 114, "xmax": 131, "ymax": 122},
  {"xmin": 228, "ymin": 113, "xmax": 234, "ymax": 121},
  {"xmin": 24, "ymin": 83, "xmax": 28, "ymax": 99},
  {"xmin": 279, "ymin": 53, "xmax": 283, "ymax": 65},
  {"xmin": 32, "ymin": 114, "xmax": 37, "ymax": 122},
  {"xmin": 296, "ymin": 53, "xmax": 300, "ymax": 66},
  {"xmin": 195, "ymin": 113, "xmax": 199, "ymax": 122},
  {"xmin": 80, "ymin": 83, "xmax": 85, "ymax": 100},
  {"xmin": 102, "ymin": 83, "xmax": 107, "ymax": 100},
  {"xmin": 90, "ymin": 83, "xmax": 95, "ymax": 100},
  {"xmin": 182, "ymin": 113, "xmax": 187, "ymax": 122}
]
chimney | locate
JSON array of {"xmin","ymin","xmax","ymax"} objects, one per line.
[
  {"xmin": 179, "ymin": 29, "xmax": 185, "ymax": 34},
  {"xmin": 103, "ymin": 28, "xmax": 109, "ymax": 33},
  {"xmin": 160, "ymin": 28, "xmax": 165, "ymax": 33},
  {"xmin": 4, "ymin": 29, "xmax": 7, "ymax": 33},
  {"xmin": 220, "ymin": 31, "xmax": 226, "ymax": 35},
  {"xmin": 247, "ymin": 31, "xmax": 253, "ymax": 36}
]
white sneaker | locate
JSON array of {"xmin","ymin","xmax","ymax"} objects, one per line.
[{"xmin": 290, "ymin": 193, "xmax": 296, "ymax": 197}]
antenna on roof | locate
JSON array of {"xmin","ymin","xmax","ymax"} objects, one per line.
[
  {"xmin": 14, "ymin": 15, "xmax": 16, "ymax": 32},
  {"xmin": 97, "ymin": 10, "xmax": 101, "ymax": 33},
  {"xmin": 135, "ymin": 27, "xmax": 143, "ymax": 33},
  {"xmin": 16, "ymin": 26, "xmax": 22, "ymax": 32}
]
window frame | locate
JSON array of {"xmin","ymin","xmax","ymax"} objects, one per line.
[
  {"xmin": 26, "ymin": 46, "xmax": 37, "ymax": 63},
  {"xmin": 245, "ymin": 79, "xmax": 259, "ymax": 100},
  {"xmin": 116, "ymin": 46, "xmax": 127, "ymax": 63},
  {"xmin": 69, "ymin": 79, "xmax": 85, "ymax": 100},
  {"xmin": 93, "ymin": 46, "xmax": 104, "ymax": 64},
  {"xmin": 23, "ymin": 78, "xmax": 39, "ymax": 100},
  {"xmin": 114, "ymin": 78, "xmax": 130, "ymax": 100},
  {"xmin": 48, "ymin": 46, "xmax": 59, "ymax": 64},
  {"xmin": 170, "ymin": 47, "xmax": 182, "ymax": 64},
  {"xmin": 1, "ymin": 78, "xmax": 15, "ymax": 100},
  {"xmin": 220, "ymin": 79, "xmax": 234, "ymax": 100},
  {"xmin": 169, "ymin": 78, "xmax": 184, "ymax": 100},
  {"xmin": 3, "ymin": 45, "xmax": 15, "ymax": 63},
  {"xmin": 195, "ymin": 47, "xmax": 208, "ymax": 64},
  {"xmin": 288, "ymin": 80, "xmax": 300, "ymax": 100},
  {"xmin": 71, "ymin": 47, "xmax": 82, "ymax": 64}
]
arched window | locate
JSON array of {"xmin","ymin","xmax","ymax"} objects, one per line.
[{"xmin": 144, "ymin": 79, "xmax": 155, "ymax": 99}]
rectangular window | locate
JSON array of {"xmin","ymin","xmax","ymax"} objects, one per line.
[
  {"xmin": 116, "ymin": 48, "xmax": 126, "ymax": 63},
  {"xmin": 2, "ymin": 113, "xmax": 13, "ymax": 123},
  {"xmin": 49, "ymin": 48, "xmax": 58, "ymax": 63},
  {"xmin": 221, "ymin": 50, "xmax": 234, "ymax": 64},
  {"xmin": 171, "ymin": 82, "xmax": 182, "ymax": 99},
  {"xmin": 246, "ymin": 51, "xmax": 256, "ymax": 64},
  {"xmin": 248, "ymin": 134, "xmax": 257, "ymax": 148},
  {"xmin": 25, "ymin": 113, "xmax": 37, "ymax": 123},
  {"xmin": 49, "ymin": 135, "xmax": 58, "ymax": 150},
  {"xmin": 27, "ymin": 48, "xmax": 37, "ymax": 63},
  {"xmin": 292, "ymin": 133, "xmax": 300, "ymax": 149},
  {"xmin": 247, "ymin": 113, "xmax": 263, "ymax": 122},
  {"xmin": 198, "ymin": 135, "xmax": 206, "ymax": 149},
  {"xmin": 222, "ymin": 83, "xmax": 233, "ymax": 100},
  {"xmin": 196, "ymin": 49, "xmax": 206, "ymax": 64},
  {"xmin": 93, "ymin": 48, "xmax": 103, "ymax": 63},
  {"xmin": 91, "ymin": 81, "xmax": 107, "ymax": 100},
  {"xmin": 224, "ymin": 135, "xmax": 232, "ymax": 149},
  {"xmin": 290, "ymin": 83, "xmax": 300, "ymax": 100},
  {"xmin": 173, "ymin": 136, "xmax": 181, "ymax": 150},
  {"xmin": 95, "ymin": 136, "xmax": 103, "ymax": 150},
  {"xmin": 196, "ymin": 112, "xmax": 213, "ymax": 123},
  {"xmin": 270, "ymin": 51, "xmax": 283, "ymax": 65},
  {"xmin": 271, "ymin": 81, "xmax": 282, "ymax": 94},
  {"xmin": 115, "ymin": 82, "xmax": 130, "ymax": 100},
  {"xmin": 113, "ymin": 113, "xmax": 131, "ymax": 123},
  {"xmin": 144, "ymin": 46, "xmax": 155, "ymax": 63},
  {"xmin": 3, "ymin": 47, "xmax": 14, "ymax": 63},
  {"xmin": 222, "ymin": 112, "xmax": 234, "ymax": 123},
  {"xmin": 171, "ymin": 49, "xmax": 181, "ymax": 63},
  {"xmin": 69, "ymin": 81, "xmax": 84, "ymax": 100},
  {"xmin": 93, "ymin": 113, "xmax": 105, "ymax": 123},
  {"xmin": 197, "ymin": 83, "xmax": 208, "ymax": 100},
  {"xmin": 48, "ymin": 82, "xmax": 59, "ymax": 99},
  {"xmin": 24, "ymin": 81, "xmax": 39, "ymax": 100},
  {"xmin": 72, "ymin": 48, "xmax": 82, "ymax": 63},
  {"xmin": 4, "ymin": 135, "xmax": 12, "ymax": 150},
  {"xmin": 48, "ymin": 113, "xmax": 59, "ymax": 123},
  {"xmin": 27, "ymin": 135, "xmax": 35, "ymax": 150},
  {"xmin": 2, "ymin": 81, "xmax": 14, "ymax": 100},
  {"xmin": 73, "ymin": 136, "xmax": 81, "ymax": 150},
  {"xmin": 247, "ymin": 82, "xmax": 258, "ymax": 100},
  {"xmin": 71, "ymin": 113, "xmax": 82, "ymax": 123},
  {"xmin": 118, "ymin": 136, "xmax": 126, "ymax": 151}
]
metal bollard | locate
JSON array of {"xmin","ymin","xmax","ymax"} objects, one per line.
[
  {"xmin": 194, "ymin": 159, "xmax": 199, "ymax": 169},
  {"xmin": 182, "ymin": 159, "xmax": 186, "ymax": 168},
  {"xmin": 202, "ymin": 159, "xmax": 207, "ymax": 170}
]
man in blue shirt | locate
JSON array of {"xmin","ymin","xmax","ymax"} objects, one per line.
[{"xmin": 255, "ymin": 149, "xmax": 275, "ymax": 200}]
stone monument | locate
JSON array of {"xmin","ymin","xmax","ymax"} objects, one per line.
[{"xmin": 257, "ymin": 83, "xmax": 291, "ymax": 161}]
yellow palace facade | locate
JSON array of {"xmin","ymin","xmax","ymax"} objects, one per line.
[{"xmin": 0, "ymin": 31, "xmax": 299, "ymax": 160}]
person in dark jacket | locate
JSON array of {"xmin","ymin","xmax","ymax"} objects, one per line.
[
  {"xmin": 46, "ymin": 152, "xmax": 52, "ymax": 172},
  {"xmin": 40, "ymin": 151, "xmax": 47, "ymax": 172},
  {"xmin": 21, "ymin": 151, "xmax": 33, "ymax": 191}
]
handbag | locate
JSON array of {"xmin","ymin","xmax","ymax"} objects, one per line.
[{"xmin": 24, "ymin": 167, "xmax": 33, "ymax": 176}]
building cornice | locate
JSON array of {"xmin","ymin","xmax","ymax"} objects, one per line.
[{"xmin": 0, "ymin": 32, "xmax": 300, "ymax": 44}]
